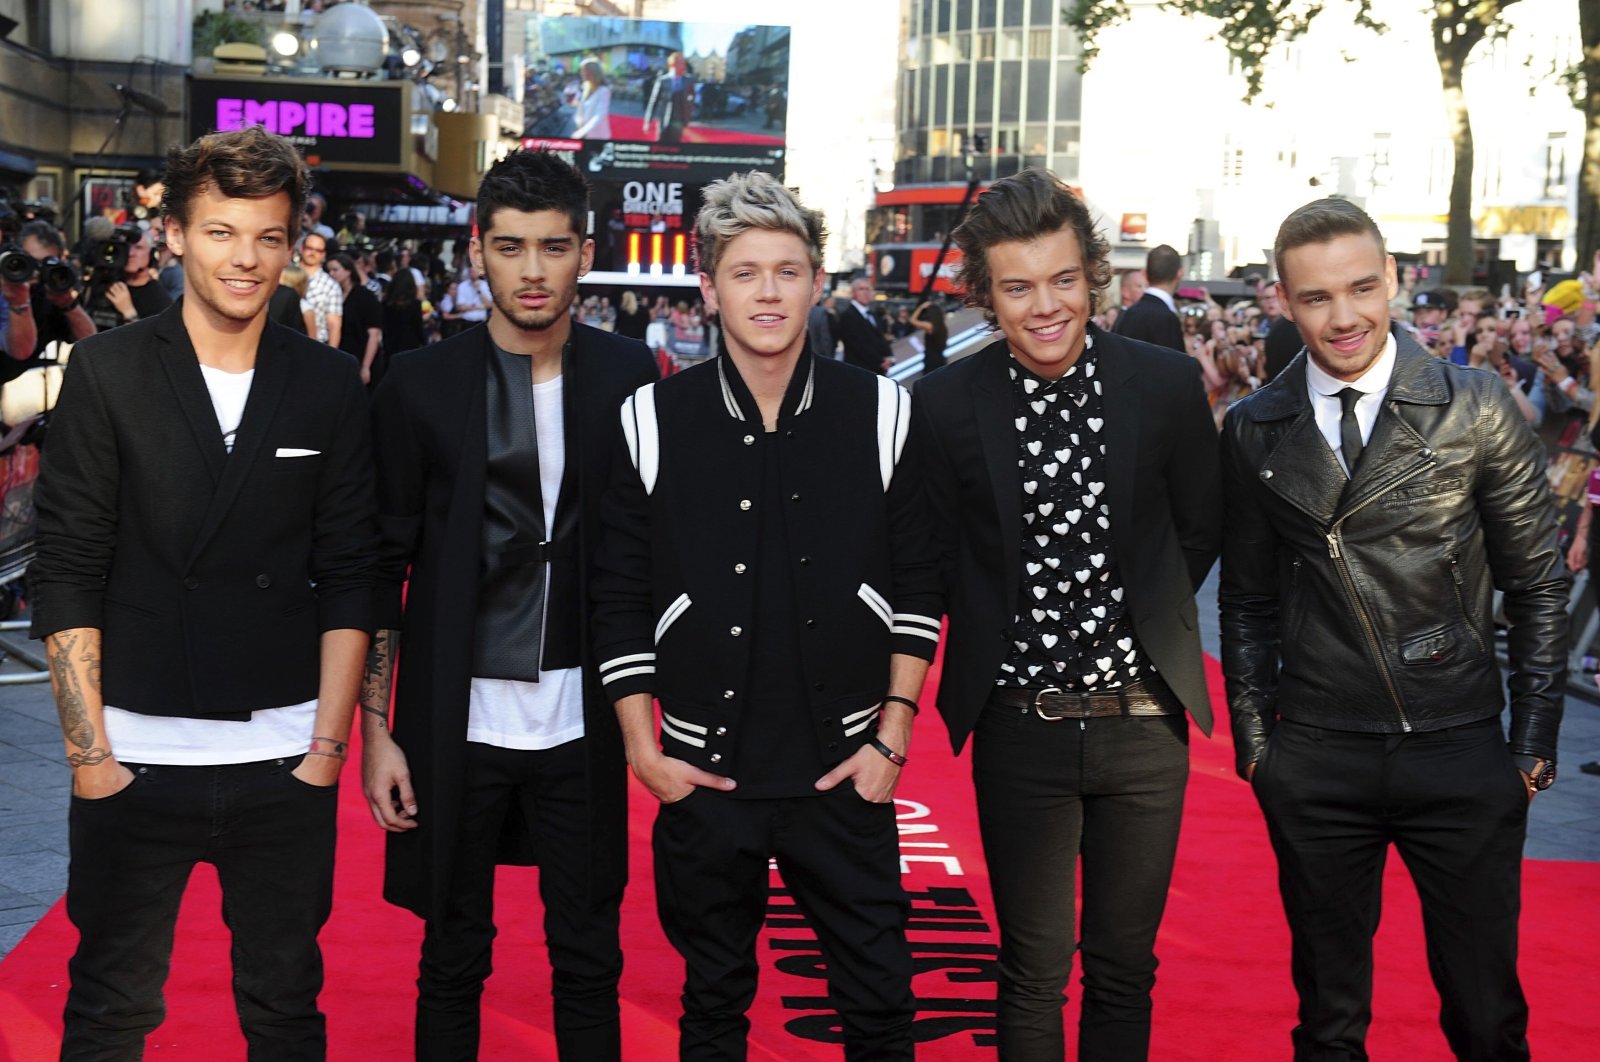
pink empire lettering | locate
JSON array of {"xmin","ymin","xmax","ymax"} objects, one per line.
[{"xmin": 215, "ymin": 98, "xmax": 376, "ymax": 139}]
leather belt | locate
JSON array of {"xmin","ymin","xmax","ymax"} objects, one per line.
[{"xmin": 988, "ymin": 678, "xmax": 1184, "ymax": 721}]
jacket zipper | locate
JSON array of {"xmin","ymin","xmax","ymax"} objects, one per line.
[
  {"xmin": 1321, "ymin": 451, "xmax": 1436, "ymax": 732},
  {"xmin": 1448, "ymin": 552, "xmax": 1486, "ymax": 654}
]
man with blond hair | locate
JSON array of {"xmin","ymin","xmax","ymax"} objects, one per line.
[{"xmin": 593, "ymin": 171, "xmax": 941, "ymax": 1060}]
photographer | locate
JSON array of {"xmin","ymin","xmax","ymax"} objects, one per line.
[
  {"xmin": 2, "ymin": 220, "xmax": 95, "ymax": 376},
  {"xmin": 85, "ymin": 225, "xmax": 173, "ymax": 332}
]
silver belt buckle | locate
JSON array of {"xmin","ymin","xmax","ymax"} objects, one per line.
[{"xmin": 1032, "ymin": 686, "xmax": 1064, "ymax": 721}]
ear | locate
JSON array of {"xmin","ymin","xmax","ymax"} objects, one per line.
[
  {"xmin": 1382, "ymin": 254, "xmax": 1399, "ymax": 302},
  {"xmin": 699, "ymin": 271, "xmax": 719, "ymax": 317},
  {"xmin": 579, "ymin": 237, "xmax": 595, "ymax": 277},
  {"xmin": 1275, "ymin": 281, "xmax": 1293, "ymax": 323},
  {"xmin": 810, "ymin": 265, "xmax": 825, "ymax": 306},
  {"xmin": 468, "ymin": 235, "xmax": 485, "ymax": 278},
  {"xmin": 163, "ymin": 214, "xmax": 185, "ymax": 258}
]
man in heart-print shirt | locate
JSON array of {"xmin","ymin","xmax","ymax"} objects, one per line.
[{"xmin": 910, "ymin": 168, "xmax": 1221, "ymax": 1062}]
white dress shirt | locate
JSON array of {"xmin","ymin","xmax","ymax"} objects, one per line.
[{"xmin": 1304, "ymin": 331, "xmax": 1397, "ymax": 477}]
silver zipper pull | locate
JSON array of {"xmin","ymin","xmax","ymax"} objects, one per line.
[{"xmin": 1326, "ymin": 532, "xmax": 1341, "ymax": 559}]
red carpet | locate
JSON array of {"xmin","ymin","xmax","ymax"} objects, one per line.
[{"xmin": 2, "ymin": 655, "xmax": 1597, "ymax": 1060}]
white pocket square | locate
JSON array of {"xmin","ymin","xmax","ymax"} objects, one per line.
[{"xmin": 275, "ymin": 447, "xmax": 321, "ymax": 457}]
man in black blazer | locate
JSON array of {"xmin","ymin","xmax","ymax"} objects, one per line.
[
  {"xmin": 1113, "ymin": 243, "xmax": 1186, "ymax": 353},
  {"xmin": 834, "ymin": 274, "xmax": 894, "ymax": 374},
  {"xmin": 30, "ymin": 127, "xmax": 377, "ymax": 1059},
  {"xmin": 645, "ymin": 52, "xmax": 694, "ymax": 143},
  {"xmin": 911, "ymin": 170, "xmax": 1220, "ymax": 1061},
  {"xmin": 361, "ymin": 151, "xmax": 656, "ymax": 1060}
]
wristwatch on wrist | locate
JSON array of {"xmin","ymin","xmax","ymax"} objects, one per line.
[{"xmin": 1513, "ymin": 755, "xmax": 1557, "ymax": 791}]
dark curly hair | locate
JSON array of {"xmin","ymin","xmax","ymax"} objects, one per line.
[
  {"xmin": 161, "ymin": 126, "xmax": 309, "ymax": 241},
  {"xmin": 952, "ymin": 168, "xmax": 1111, "ymax": 321},
  {"xmin": 476, "ymin": 150, "xmax": 589, "ymax": 238}
]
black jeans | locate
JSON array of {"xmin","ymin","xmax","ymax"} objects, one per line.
[
  {"xmin": 972, "ymin": 702, "xmax": 1190, "ymax": 1062},
  {"xmin": 62, "ymin": 755, "xmax": 338, "ymax": 1062},
  {"xmin": 1253, "ymin": 718, "xmax": 1531, "ymax": 1062},
  {"xmin": 415, "ymin": 738, "xmax": 624, "ymax": 1062},
  {"xmin": 651, "ymin": 786, "xmax": 914, "ymax": 1062}
]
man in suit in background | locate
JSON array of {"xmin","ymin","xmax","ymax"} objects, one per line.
[
  {"xmin": 645, "ymin": 52, "xmax": 694, "ymax": 144},
  {"xmin": 1114, "ymin": 243, "xmax": 1185, "ymax": 353},
  {"xmin": 30, "ymin": 125, "xmax": 377, "ymax": 1059},
  {"xmin": 361, "ymin": 150, "xmax": 656, "ymax": 1060},
  {"xmin": 912, "ymin": 169, "xmax": 1220, "ymax": 1061},
  {"xmin": 834, "ymin": 273, "xmax": 894, "ymax": 374}
]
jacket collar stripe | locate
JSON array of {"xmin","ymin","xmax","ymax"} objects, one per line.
[{"xmin": 716, "ymin": 356, "xmax": 747, "ymax": 421}]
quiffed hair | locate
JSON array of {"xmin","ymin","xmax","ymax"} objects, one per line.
[
  {"xmin": 694, "ymin": 170, "xmax": 825, "ymax": 278},
  {"xmin": 952, "ymin": 168, "xmax": 1111, "ymax": 318},
  {"xmin": 1273, "ymin": 198, "xmax": 1385, "ymax": 286},
  {"xmin": 162, "ymin": 126, "xmax": 309, "ymax": 242},
  {"xmin": 476, "ymin": 150, "xmax": 589, "ymax": 238}
]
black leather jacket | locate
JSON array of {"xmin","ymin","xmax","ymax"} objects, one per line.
[{"xmin": 1218, "ymin": 330, "xmax": 1566, "ymax": 778}]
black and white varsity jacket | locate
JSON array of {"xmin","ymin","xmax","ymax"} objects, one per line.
[{"xmin": 591, "ymin": 352, "xmax": 942, "ymax": 774}]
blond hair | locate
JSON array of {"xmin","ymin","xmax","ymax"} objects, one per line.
[{"xmin": 694, "ymin": 170, "xmax": 825, "ymax": 278}]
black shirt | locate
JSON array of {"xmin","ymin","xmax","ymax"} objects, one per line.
[
  {"xmin": 999, "ymin": 337, "xmax": 1154, "ymax": 691},
  {"xmin": 733, "ymin": 429, "xmax": 825, "ymax": 798},
  {"xmin": 337, "ymin": 284, "xmax": 383, "ymax": 362},
  {"xmin": 86, "ymin": 277, "xmax": 173, "ymax": 333}
]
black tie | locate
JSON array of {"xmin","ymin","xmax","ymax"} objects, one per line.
[{"xmin": 1338, "ymin": 387, "xmax": 1364, "ymax": 478}]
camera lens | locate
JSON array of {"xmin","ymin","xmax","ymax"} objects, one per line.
[
  {"xmin": 0, "ymin": 248, "xmax": 35, "ymax": 285},
  {"xmin": 40, "ymin": 256, "xmax": 77, "ymax": 294}
]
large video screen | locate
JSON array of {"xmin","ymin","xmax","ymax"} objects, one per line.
[{"xmin": 522, "ymin": 16, "xmax": 789, "ymax": 147}]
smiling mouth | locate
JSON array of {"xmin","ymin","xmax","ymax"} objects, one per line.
[
  {"xmin": 1328, "ymin": 331, "xmax": 1368, "ymax": 352},
  {"xmin": 1028, "ymin": 321, "xmax": 1068, "ymax": 339},
  {"xmin": 220, "ymin": 278, "xmax": 260, "ymax": 290}
]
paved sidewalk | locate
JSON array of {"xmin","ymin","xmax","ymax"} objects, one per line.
[{"xmin": 3, "ymin": 576, "xmax": 1598, "ymax": 962}]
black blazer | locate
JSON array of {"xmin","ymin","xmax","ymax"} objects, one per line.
[
  {"xmin": 370, "ymin": 321, "xmax": 657, "ymax": 918},
  {"xmin": 910, "ymin": 328, "xmax": 1222, "ymax": 751},
  {"xmin": 834, "ymin": 300, "xmax": 893, "ymax": 374},
  {"xmin": 30, "ymin": 300, "xmax": 377, "ymax": 719},
  {"xmin": 1114, "ymin": 291, "xmax": 1185, "ymax": 353}
]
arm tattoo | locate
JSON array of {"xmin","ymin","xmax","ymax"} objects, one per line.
[
  {"xmin": 48, "ymin": 632, "xmax": 97, "ymax": 751},
  {"xmin": 360, "ymin": 629, "xmax": 396, "ymax": 729},
  {"xmin": 68, "ymin": 748, "xmax": 111, "ymax": 768}
]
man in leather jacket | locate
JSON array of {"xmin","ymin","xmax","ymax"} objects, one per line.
[{"xmin": 1219, "ymin": 198, "xmax": 1566, "ymax": 1062}]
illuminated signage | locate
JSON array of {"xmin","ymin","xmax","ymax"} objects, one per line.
[
  {"xmin": 215, "ymin": 99, "xmax": 377, "ymax": 139},
  {"xmin": 188, "ymin": 76, "xmax": 407, "ymax": 171}
]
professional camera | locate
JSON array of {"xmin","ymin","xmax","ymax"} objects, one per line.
[
  {"xmin": 0, "ymin": 243, "xmax": 77, "ymax": 293},
  {"xmin": 88, "ymin": 224, "xmax": 141, "ymax": 285}
]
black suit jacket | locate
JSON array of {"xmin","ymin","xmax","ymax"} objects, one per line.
[
  {"xmin": 30, "ymin": 300, "xmax": 376, "ymax": 719},
  {"xmin": 1114, "ymin": 291, "xmax": 1185, "ymax": 354},
  {"xmin": 834, "ymin": 300, "xmax": 893, "ymax": 374},
  {"xmin": 370, "ymin": 321, "xmax": 657, "ymax": 917},
  {"xmin": 911, "ymin": 328, "xmax": 1222, "ymax": 751},
  {"xmin": 645, "ymin": 71, "xmax": 693, "ymax": 131}
]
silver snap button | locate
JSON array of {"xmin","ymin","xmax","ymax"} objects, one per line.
[
  {"xmin": 730, "ymin": 626, "xmax": 742, "ymax": 637},
  {"xmin": 739, "ymin": 499, "xmax": 751, "ymax": 511}
]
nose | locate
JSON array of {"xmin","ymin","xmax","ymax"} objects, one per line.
[
  {"xmin": 231, "ymin": 237, "xmax": 259, "ymax": 271},
  {"xmin": 1028, "ymin": 284, "xmax": 1059, "ymax": 319}
]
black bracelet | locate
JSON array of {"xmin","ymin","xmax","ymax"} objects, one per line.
[
  {"xmin": 869, "ymin": 736, "xmax": 907, "ymax": 767},
  {"xmin": 881, "ymin": 694, "xmax": 920, "ymax": 715}
]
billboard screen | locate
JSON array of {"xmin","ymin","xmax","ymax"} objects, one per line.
[{"xmin": 522, "ymin": 16, "xmax": 789, "ymax": 147}]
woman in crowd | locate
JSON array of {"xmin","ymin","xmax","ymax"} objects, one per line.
[
  {"xmin": 573, "ymin": 58, "xmax": 612, "ymax": 139},
  {"xmin": 381, "ymin": 269, "xmax": 427, "ymax": 367},
  {"xmin": 327, "ymin": 252, "xmax": 384, "ymax": 386},
  {"xmin": 269, "ymin": 262, "xmax": 309, "ymax": 335},
  {"xmin": 615, "ymin": 290, "xmax": 650, "ymax": 340}
]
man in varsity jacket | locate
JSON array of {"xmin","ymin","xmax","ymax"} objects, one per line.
[{"xmin": 592, "ymin": 172, "xmax": 941, "ymax": 1061}]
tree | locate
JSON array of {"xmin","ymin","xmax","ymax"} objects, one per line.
[
  {"xmin": 1066, "ymin": 1, "xmax": 1519, "ymax": 284},
  {"xmin": 1577, "ymin": 0, "xmax": 1600, "ymax": 274}
]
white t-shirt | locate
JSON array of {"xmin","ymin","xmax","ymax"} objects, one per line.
[
  {"xmin": 104, "ymin": 361, "xmax": 318, "ymax": 765},
  {"xmin": 467, "ymin": 373, "xmax": 585, "ymax": 750}
]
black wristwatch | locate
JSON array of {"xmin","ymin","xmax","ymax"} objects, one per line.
[{"xmin": 1513, "ymin": 755, "xmax": 1557, "ymax": 791}]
